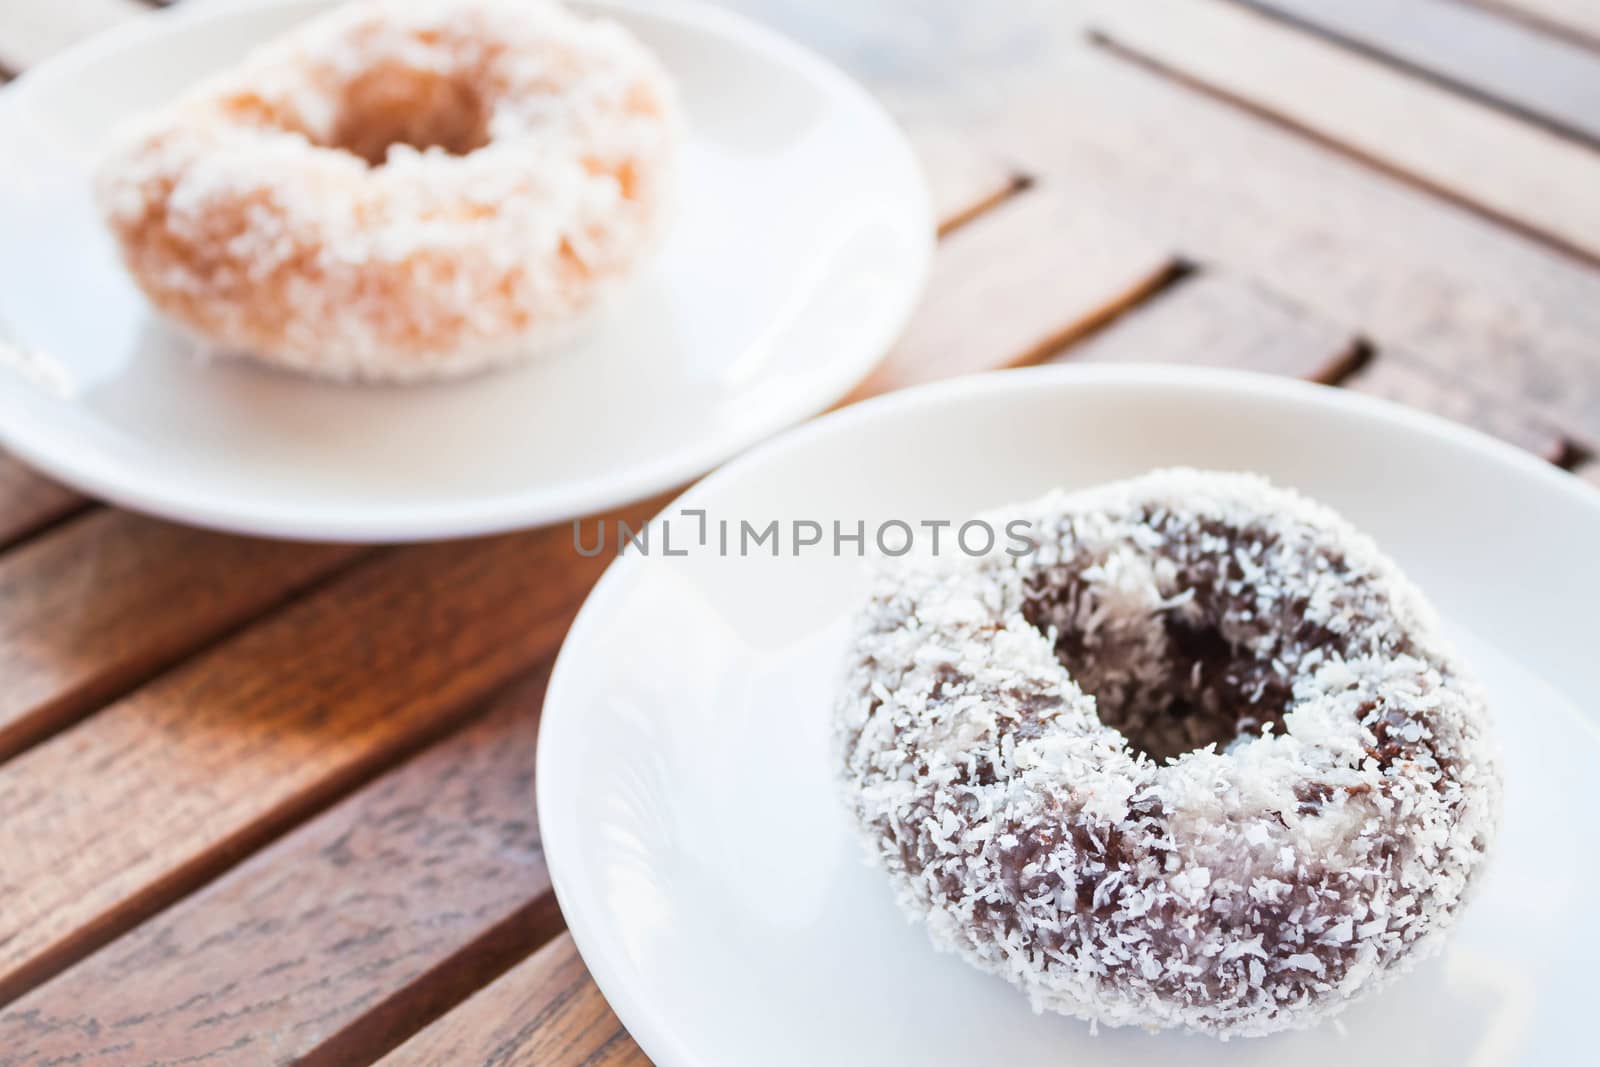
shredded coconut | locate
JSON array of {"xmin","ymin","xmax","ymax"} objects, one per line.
[
  {"xmin": 835, "ymin": 469, "xmax": 1502, "ymax": 1038},
  {"xmin": 95, "ymin": 0, "xmax": 680, "ymax": 381}
]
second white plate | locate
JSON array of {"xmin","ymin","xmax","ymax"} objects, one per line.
[
  {"xmin": 539, "ymin": 365, "xmax": 1600, "ymax": 1067},
  {"xmin": 0, "ymin": 0, "xmax": 930, "ymax": 540}
]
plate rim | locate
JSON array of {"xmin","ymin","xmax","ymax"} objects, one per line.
[
  {"xmin": 536, "ymin": 361, "xmax": 1600, "ymax": 1067},
  {"xmin": 0, "ymin": 0, "xmax": 934, "ymax": 542}
]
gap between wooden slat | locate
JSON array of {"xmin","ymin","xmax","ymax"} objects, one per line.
[
  {"xmin": 0, "ymin": 668, "xmax": 567, "ymax": 1067},
  {"xmin": 1052, "ymin": 269, "xmax": 1367, "ymax": 384},
  {"xmin": 1459, "ymin": 0, "xmax": 1600, "ymax": 54},
  {"xmin": 1088, "ymin": 0, "xmax": 1600, "ymax": 267},
  {"xmin": 0, "ymin": 512, "xmax": 368, "ymax": 764},
  {"xmin": 376, "ymin": 933, "xmax": 645, "ymax": 1067},
  {"xmin": 908, "ymin": 126, "xmax": 1031, "ymax": 236},
  {"xmin": 997, "ymin": 39, "xmax": 1600, "ymax": 442},
  {"xmin": 0, "ymin": 457, "xmax": 89, "ymax": 553},
  {"xmin": 1235, "ymin": 0, "xmax": 1600, "ymax": 148},
  {"xmin": 1050, "ymin": 268, "xmax": 1574, "ymax": 462},
  {"xmin": 842, "ymin": 184, "xmax": 1181, "ymax": 402},
  {"xmin": 0, "ymin": 500, "xmax": 654, "ymax": 1006},
  {"xmin": 1343, "ymin": 353, "xmax": 1575, "ymax": 462}
]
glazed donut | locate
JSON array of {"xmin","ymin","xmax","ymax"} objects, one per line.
[
  {"xmin": 96, "ymin": 0, "xmax": 678, "ymax": 381},
  {"xmin": 836, "ymin": 469, "xmax": 1501, "ymax": 1038}
]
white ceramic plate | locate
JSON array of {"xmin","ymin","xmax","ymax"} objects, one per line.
[
  {"xmin": 539, "ymin": 365, "xmax": 1600, "ymax": 1067},
  {"xmin": 0, "ymin": 0, "xmax": 930, "ymax": 541}
]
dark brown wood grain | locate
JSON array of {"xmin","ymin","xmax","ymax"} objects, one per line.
[
  {"xmin": 0, "ymin": 511, "xmax": 362, "ymax": 761},
  {"xmin": 0, "ymin": 455, "xmax": 82, "ymax": 550},
  {"xmin": 0, "ymin": 670, "xmax": 562, "ymax": 1067},
  {"xmin": 1239, "ymin": 0, "xmax": 1600, "ymax": 146},
  {"xmin": 0, "ymin": 503, "xmax": 650, "ymax": 1005},
  {"xmin": 845, "ymin": 186, "xmax": 1179, "ymax": 401},
  {"xmin": 1055, "ymin": 270, "xmax": 1364, "ymax": 383},
  {"xmin": 377, "ymin": 934, "xmax": 646, "ymax": 1067}
]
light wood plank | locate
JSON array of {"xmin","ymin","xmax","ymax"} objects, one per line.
[
  {"xmin": 1090, "ymin": 0, "xmax": 1600, "ymax": 262},
  {"xmin": 984, "ymin": 40, "xmax": 1600, "ymax": 445},
  {"xmin": 0, "ymin": 506, "xmax": 646, "ymax": 1002},
  {"xmin": 0, "ymin": 0, "xmax": 143, "ymax": 75},
  {"xmin": 909, "ymin": 127, "xmax": 1024, "ymax": 234},
  {"xmin": 1052, "ymin": 270, "xmax": 1569, "ymax": 459},
  {"xmin": 0, "ymin": 672, "xmax": 563, "ymax": 1067},
  {"xmin": 1472, "ymin": 0, "xmax": 1600, "ymax": 49},
  {"xmin": 378, "ymin": 934, "xmax": 645, "ymax": 1067},
  {"xmin": 1343, "ymin": 353, "xmax": 1571, "ymax": 460},
  {"xmin": 844, "ymin": 187, "xmax": 1178, "ymax": 401},
  {"xmin": 1056, "ymin": 270, "xmax": 1362, "ymax": 383},
  {"xmin": 0, "ymin": 512, "xmax": 361, "ymax": 762},
  {"xmin": 1244, "ymin": 0, "xmax": 1600, "ymax": 145}
]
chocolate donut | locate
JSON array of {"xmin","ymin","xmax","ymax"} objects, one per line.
[{"xmin": 835, "ymin": 469, "xmax": 1501, "ymax": 1037}]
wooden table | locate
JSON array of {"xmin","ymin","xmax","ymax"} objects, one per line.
[{"xmin": 1, "ymin": 0, "xmax": 1597, "ymax": 1062}]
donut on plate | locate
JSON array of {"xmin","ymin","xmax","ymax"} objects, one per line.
[
  {"xmin": 836, "ymin": 469, "xmax": 1501, "ymax": 1037},
  {"xmin": 96, "ymin": 0, "xmax": 679, "ymax": 381}
]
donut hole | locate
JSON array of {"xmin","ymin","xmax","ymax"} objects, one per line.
[
  {"xmin": 1022, "ymin": 571, "xmax": 1295, "ymax": 764},
  {"xmin": 326, "ymin": 66, "xmax": 491, "ymax": 166}
]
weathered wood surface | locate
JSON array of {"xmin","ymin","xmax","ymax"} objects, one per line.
[
  {"xmin": 1091, "ymin": 0, "xmax": 1600, "ymax": 263},
  {"xmin": 378, "ymin": 934, "xmax": 645, "ymax": 1067},
  {"xmin": 846, "ymin": 187, "xmax": 1177, "ymax": 400},
  {"xmin": 1054, "ymin": 270, "xmax": 1362, "ymax": 384},
  {"xmin": 0, "ymin": 513, "xmax": 640, "ymax": 1003},
  {"xmin": 0, "ymin": 1, "xmax": 1597, "ymax": 1065},
  {"xmin": 0, "ymin": 672, "xmax": 562, "ymax": 1067},
  {"xmin": 0, "ymin": 512, "xmax": 361, "ymax": 761},
  {"xmin": 1343, "ymin": 354, "xmax": 1574, "ymax": 462},
  {"xmin": 981, "ymin": 36, "xmax": 1600, "ymax": 445},
  {"xmin": 1474, "ymin": 0, "xmax": 1600, "ymax": 49},
  {"xmin": 0, "ymin": 454, "xmax": 81, "ymax": 549},
  {"xmin": 1241, "ymin": 0, "xmax": 1600, "ymax": 146}
]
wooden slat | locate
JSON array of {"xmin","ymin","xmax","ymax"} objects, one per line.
[
  {"xmin": 377, "ymin": 934, "xmax": 644, "ymax": 1067},
  {"xmin": 1055, "ymin": 270, "xmax": 1363, "ymax": 383},
  {"xmin": 1241, "ymin": 0, "xmax": 1600, "ymax": 145},
  {"xmin": 0, "ymin": 456, "xmax": 82, "ymax": 550},
  {"xmin": 844, "ymin": 186, "xmax": 1178, "ymax": 401},
  {"xmin": 0, "ymin": 0, "xmax": 143, "ymax": 75},
  {"xmin": 0, "ymin": 512, "xmax": 360, "ymax": 761},
  {"xmin": 1051, "ymin": 269, "xmax": 1568, "ymax": 459},
  {"xmin": 0, "ymin": 507, "xmax": 644, "ymax": 1003},
  {"xmin": 909, "ymin": 128, "xmax": 1024, "ymax": 235},
  {"xmin": 0, "ymin": 671, "xmax": 562, "ymax": 1067},
  {"xmin": 1090, "ymin": 0, "xmax": 1600, "ymax": 263},
  {"xmin": 989, "ymin": 40, "xmax": 1600, "ymax": 445},
  {"xmin": 1471, "ymin": 0, "xmax": 1600, "ymax": 50},
  {"xmin": 1343, "ymin": 353, "xmax": 1571, "ymax": 461}
]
